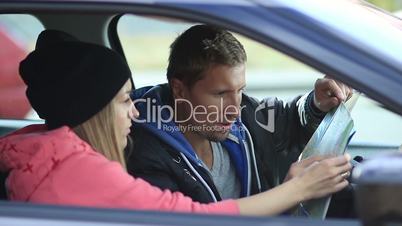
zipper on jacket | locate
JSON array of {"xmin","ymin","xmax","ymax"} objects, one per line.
[
  {"xmin": 227, "ymin": 127, "xmax": 252, "ymax": 197},
  {"xmin": 180, "ymin": 153, "xmax": 218, "ymax": 202},
  {"xmin": 242, "ymin": 139, "xmax": 252, "ymax": 196},
  {"xmin": 243, "ymin": 125, "xmax": 262, "ymax": 192}
]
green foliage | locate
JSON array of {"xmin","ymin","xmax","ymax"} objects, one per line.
[{"xmin": 366, "ymin": 0, "xmax": 402, "ymax": 12}]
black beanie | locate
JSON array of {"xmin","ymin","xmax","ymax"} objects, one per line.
[{"xmin": 19, "ymin": 30, "xmax": 131, "ymax": 129}]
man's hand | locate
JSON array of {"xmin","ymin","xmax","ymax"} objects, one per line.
[
  {"xmin": 295, "ymin": 154, "xmax": 352, "ymax": 201},
  {"xmin": 284, "ymin": 156, "xmax": 326, "ymax": 182},
  {"xmin": 314, "ymin": 76, "xmax": 353, "ymax": 112}
]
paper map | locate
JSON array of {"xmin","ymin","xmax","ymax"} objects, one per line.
[{"xmin": 294, "ymin": 93, "xmax": 358, "ymax": 219}]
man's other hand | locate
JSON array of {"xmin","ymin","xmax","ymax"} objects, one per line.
[{"xmin": 314, "ymin": 76, "xmax": 353, "ymax": 112}]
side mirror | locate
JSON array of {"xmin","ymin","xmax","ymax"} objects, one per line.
[{"xmin": 353, "ymin": 153, "xmax": 402, "ymax": 226}]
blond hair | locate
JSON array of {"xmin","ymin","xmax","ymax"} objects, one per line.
[{"xmin": 73, "ymin": 101, "xmax": 126, "ymax": 169}]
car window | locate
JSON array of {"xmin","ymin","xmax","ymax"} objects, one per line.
[
  {"xmin": 117, "ymin": 14, "xmax": 320, "ymax": 99},
  {"xmin": 350, "ymin": 95, "xmax": 402, "ymax": 156},
  {"xmin": 117, "ymin": 15, "xmax": 194, "ymax": 87},
  {"xmin": 0, "ymin": 14, "xmax": 43, "ymax": 120},
  {"xmin": 117, "ymin": 14, "xmax": 402, "ymax": 159},
  {"xmin": 258, "ymin": 0, "xmax": 402, "ymax": 66}
]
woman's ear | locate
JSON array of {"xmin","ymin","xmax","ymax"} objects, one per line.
[{"xmin": 170, "ymin": 78, "xmax": 186, "ymax": 99}]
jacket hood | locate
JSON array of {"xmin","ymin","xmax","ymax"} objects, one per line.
[
  {"xmin": 0, "ymin": 124, "xmax": 92, "ymax": 200},
  {"xmin": 131, "ymin": 84, "xmax": 201, "ymax": 164}
]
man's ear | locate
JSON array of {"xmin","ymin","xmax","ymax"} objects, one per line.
[{"xmin": 170, "ymin": 78, "xmax": 187, "ymax": 99}]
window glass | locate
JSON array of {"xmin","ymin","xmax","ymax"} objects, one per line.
[
  {"xmin": 259, "ymin": 0, "xmax": 402, "ymax": 65},
  {"xmin": 118, "ymin": 14, "xmax": 402, "ymax": 158},
  {"xmin": 0, "ymin": 14, "xmax": 43, "ymax": 120},
  {"xmin": 350, "ymin": 96, "xmax": 402, "ymax": 156},
  {"xmin": 118, "ymin": 15, "xmax": 194, "ymax": 87}
]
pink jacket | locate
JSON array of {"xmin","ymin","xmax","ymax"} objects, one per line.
[{"xmin": 0, "ymin": 124, "xmax": 239, "ymax": 214}]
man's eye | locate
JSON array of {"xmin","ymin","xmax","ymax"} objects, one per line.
[{"xmin": 124, "ymin": 98, "xmax": 131, "ymax": 103}]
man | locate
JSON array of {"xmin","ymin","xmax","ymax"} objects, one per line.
[{"xmin": 127, "ymin": 25, "xmax": 352, "ymax": 205}]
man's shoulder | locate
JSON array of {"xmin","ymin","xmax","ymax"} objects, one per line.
[
  {"xmin": 126, "ymin": 126, "xmax": 191, "ymax": 187},
  {"xmin": 128, "ymin": 126, "xmax": 180, "ymax": 165},
  {"xmin": 241, "ymin": 93, "xmax": 282, "ymax": 112},
  {"xmin": 241, "ymin": 93, "xmax": 259, "ymax": 108},
  {"xmin": 131, "ymin": 127, "xmax": 166, "ymax": 153}
]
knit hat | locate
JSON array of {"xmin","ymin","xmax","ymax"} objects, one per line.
[{"xmin": 19, "ymin": 30, "xmax": 131, "ymax": 129}]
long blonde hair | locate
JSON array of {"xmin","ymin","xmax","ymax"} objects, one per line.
[{"xmin": 73, "ymin": 101, "xmax": 126, "ymax": 169}]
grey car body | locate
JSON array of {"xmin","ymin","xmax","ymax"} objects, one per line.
[{"xmin": 0, "ymin": 0, "xmax": 401, "ymax": 225}]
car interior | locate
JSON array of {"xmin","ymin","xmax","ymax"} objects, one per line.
[
  {"xmin": 0, "ymin": 3, "xmax": 401, "ymax": 225},
  {"xmin": 1, "ymin": 12, "xmax": 400, "ymax": 156}
]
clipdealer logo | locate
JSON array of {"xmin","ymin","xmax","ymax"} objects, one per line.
[
  {"xmin": 132, "ymin": 98, "xmax": 275, "ymax": 132},
  {"xmin": 254, "ymin": 98, "xmax": 275, "ymax": 133}
]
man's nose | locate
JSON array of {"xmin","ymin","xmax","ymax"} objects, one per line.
[{"xmin": 224, "ymin": 94, "xmax": 241, "ymax": 119}]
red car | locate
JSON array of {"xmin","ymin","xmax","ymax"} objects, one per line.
[{"xmin": 0, "ymin": 26, "xmax": 30, "ymax": 119}]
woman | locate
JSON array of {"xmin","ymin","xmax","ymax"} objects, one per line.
[{"xmin": 0, "ymin": 30, "xmax": 351, "ymax": 216}]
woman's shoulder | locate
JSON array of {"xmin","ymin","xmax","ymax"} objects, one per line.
[
  {"xmin": 1, "ymin": 124, "xmax": 95, "ymax": 163},
  {"xmin": 0, "ymin": 124, "xmax": 106, "ymax": 201}
]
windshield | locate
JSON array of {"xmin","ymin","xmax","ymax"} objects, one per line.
[{"xmin": 258, "ymin": 0, "xmax": 402, "ymax": 66}]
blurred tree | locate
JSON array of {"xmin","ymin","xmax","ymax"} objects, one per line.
[{"xmin": 366, "ymin": 0, "xmax": 402, "ymax": 12}]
